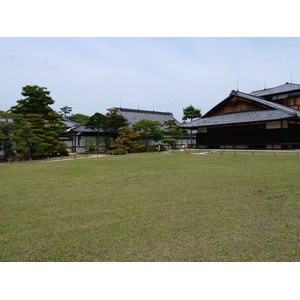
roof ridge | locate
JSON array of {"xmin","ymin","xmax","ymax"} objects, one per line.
[
  {"xmin": 116, "ymin": 107, "xmax": 173, "ymax": 116},
  {"xmin": 251, "ymin": 82, "xmax": 300, "ymax": 93}
]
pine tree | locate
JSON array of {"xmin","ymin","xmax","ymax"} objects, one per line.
[
  {"xmin": 10, "ymin": 85, "xmax": 67, "ymax": 156},
  {"xmin": 0, "ymin": 112, "xmax": 40, "ymax": 160},
  {"xmin": 110, "ymin": 126, "xmax": 144, "ymax": 152},
  {"xmin": 182, "ymin": 105, "xmax": 201, "ymax": 122}
]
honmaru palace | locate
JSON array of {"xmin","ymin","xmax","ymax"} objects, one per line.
[{"xmin": 182, "ymin": 82, "xmax": 300, "ymax": 150}]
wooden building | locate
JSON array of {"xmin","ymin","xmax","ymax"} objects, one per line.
[
  {"xmin": 113, "ymin": 107, "xmax": 191, "ymax": 146},
  {"xmin": 182, "ymin": 83, "xmax": 300, "ymax": 150},
  {"xmin": 59, "ymin": 118, "xmax": 100, "ymax": 153},
  {"xmin": 59, "ymin": 108, "xmax": 189, "ymax": 152}
]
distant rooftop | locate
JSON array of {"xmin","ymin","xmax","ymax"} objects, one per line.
[
  {"xmin": 114, "ymin": 107, "xmax": 179, "ymax": 126},
  {"xmin": 251, "ymin": 82, "xmax": 300, "ymax": 97},
  {"xmin": 61, "ymin": 117, "xmax": 97, "ymax": 133}
]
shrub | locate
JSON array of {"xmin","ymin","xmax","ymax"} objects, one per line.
[
  {"xmin": 147, "ymin": 145, "xmax": 166, "ymax": 152},
  {"xmin": 59, "ymin": 149, "xmax": 70, "ymax": 156},
  {"xmin": 147, "ymin": 145, "xmax": 157, "ymax": 152},
  {"xmin": 106, "ymin": 149, "xmax": 127, "ymax": 155}
]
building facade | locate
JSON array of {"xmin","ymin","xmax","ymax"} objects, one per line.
[
  {"xmin": 59, "ymin": 118, "xmax": 101, "ymax": 153},
  {"xmin": 182, "ymin": 83, "xmax": 300, "ymax": 150}
]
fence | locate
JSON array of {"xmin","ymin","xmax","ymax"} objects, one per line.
[
  {"xmin": 0, "ymin": 153, "xmax": 106, "ymax": 165},
  {"xmin": 170, "ymin": 149, "xmax": 300, "ymax": 157}
]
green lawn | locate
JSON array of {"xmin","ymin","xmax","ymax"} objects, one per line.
[{"xmin": 1, "ymin": 152, "xmax": 299, "ymax": 261}]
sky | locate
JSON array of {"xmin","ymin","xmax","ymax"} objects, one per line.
[{"xmin": 2, "ymin": 37, "xmax": 300, "ymax": 121}]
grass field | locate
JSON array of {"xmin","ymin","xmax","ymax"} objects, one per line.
[{"xmin": 1, "ymin": 152, "xmax": 299, "ymax": 261}]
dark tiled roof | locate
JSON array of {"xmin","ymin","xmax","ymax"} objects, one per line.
[
  {"xmin": 251, "ymin": 82, "xmax": 300, "ymax": 97},
  {"xmin": 182, "ymin": 90, "xmax": 300, "ymax": 129},
  {"xmin": 115, "ymin": 108, "xmax": 179, "ymax": 126},
  {"xmin": 183, "ymin": 110, "xmax": 296, "ymax": 128},
  {"xmin": 232, "ymin": 91, "xmax": 299, "ymax": 115},
  {"xmin": 61, "ymin": 117, "xmax": 97, "ymax": 133}
]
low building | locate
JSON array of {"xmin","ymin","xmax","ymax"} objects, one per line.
[
  {"xmin": 182, "ymin": 82, "xmax": 300, "ymax": 150},
  {"xmin": 113, "ymin": 107, "xmax": 191, "ymax": 147},
  {"xmin": 59, "ymin": 118, "xmax": 99, "ymax": 153}
]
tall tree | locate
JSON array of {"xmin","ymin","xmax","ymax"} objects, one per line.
[
  {"xmin": 182, "ymin": 105, "xmax": 201, "ymax": 122},
  {"xmin": 132, "ymin": 119, "xmax": 163, "ymax": 150},
  {"xmin": 103, "ymin": 110, "xmax": 128, "ymax": 139},
  {"xmin": 11, "ymin": 85, "xmax": 55, "ymax": 116},
  {"xmin": 10, "ymin": 85, "xmax": 67, "ymax": 156},
  {"xmin": 1, "ymin": 112, "xmax": 24, "ymax": 160},
  {"xmin": 182, "ymin": 105, "xmax": 201, "ymax": 145},
  {"xmin": 0, "ymin": 112, "xmax": 44, "ymax": 160},
  {"xmin": 25, "ymin": 113, "xmax": 66, "ymax": 156},
  {"xmin": 86, "ymin": 112, "xmax": 106, "ymax": 140}
]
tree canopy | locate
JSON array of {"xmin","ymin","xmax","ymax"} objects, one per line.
[
  {"xmin": 86, "ymin": 112, "xmax": 106, "ymax": 139},
  {"xmin": 132, "ymin": 119, "xmax": 163, "ymax": 149},
  {"xmin": 6, "ymin": 85, "xmax": 67, "ymax": 158},
  {"xmin": 162, "ymin": 119, "xmax": 188, "ymax": 148},
  {"xmin": 103, "ymin": 110, "xmax": 128, "ymax": 138},
  {"xmin": 59, "ymin": 106, "xmax": 73, "ymax": 117},
  {"xmin": 0, "ymin": 112, "xmax": 33, "ymax": 161},
  {"xmin": 182, "ymin": 105, "xmax": 201, "ymax": 122},
  {"xmin": 11, "ymin": 85, "xmax": 55, "ymax": 116}
]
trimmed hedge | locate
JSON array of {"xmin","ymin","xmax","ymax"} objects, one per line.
[{"xmin": 106, "ymin": 149, "xmax": 127, "ymax": 155}]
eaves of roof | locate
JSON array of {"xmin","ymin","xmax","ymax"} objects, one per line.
[{"xmin": 182, "ymin": 110, "xmax": 297, "ymax": 128}]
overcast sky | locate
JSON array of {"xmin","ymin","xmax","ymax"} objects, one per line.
[
  {"xmin": 2, "ymin": 37, "xmax": 300, "ymax": 121},
  {"xmin": 1, "ymin": 1, "xmax": 300, "ymax": 122}
]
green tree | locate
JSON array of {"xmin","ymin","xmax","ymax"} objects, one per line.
[
  {"xmin": 182, "ymin": 105, "xmax": 201, "ymax": 122},
  {"xmin": 85, "ymin": 111, "xmax": 128, "ymax": 150},
  {"xmin": 11, "ymin": 85, "xmax": 55, "ymax": 116},
  {"xmin": 132, "ymin": 119, "xmax": 163, "ymax": 150},
  {"xmin": 1, "ymin": 112, "xmax": 24, "ymax": 160},
  {"xmin": 161, "ymin": 138, "xmax": 178, "ymax": 149},
  {"xmin": 82, "ymin": 137, "xmax": 96, "ymax": 153},
  {"xmin": 97, "ymin": 136, "xmax": 112, "ymax": 152},
  {"xmin": 163, "ymin": 119, "xmax": 188, "ymax": 149},
  {"xmin": 59, "ymin": 106, "xmax": 72, "ymax": 117},
  {"xmin": 68, "ymin": 113, "xmax": 90, "ymax": 125},
  {"xmin": 182, "ymin": 105, "xmax": 201, "ymax": 144},
  {"xmin": 0, "ymin": 112, "xmax": 45, "ymax": 160},
  {"xmin": 86, "ymin": 112, "xmax": 106, "ymax": 140},
  {"xmin": 25, "ymin": 113, "xmax": 66, "ymax": 156},
  {"xmin": 103, "ymin": 110, "xmax": 128, "ymax": 139},
  {"xmin": 110, "ymin": 126, "xmax": 144, "ymax": 152},
  {"xmin": 10, "ymin": 85, "xmax": 67, "ymax": 156}
]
